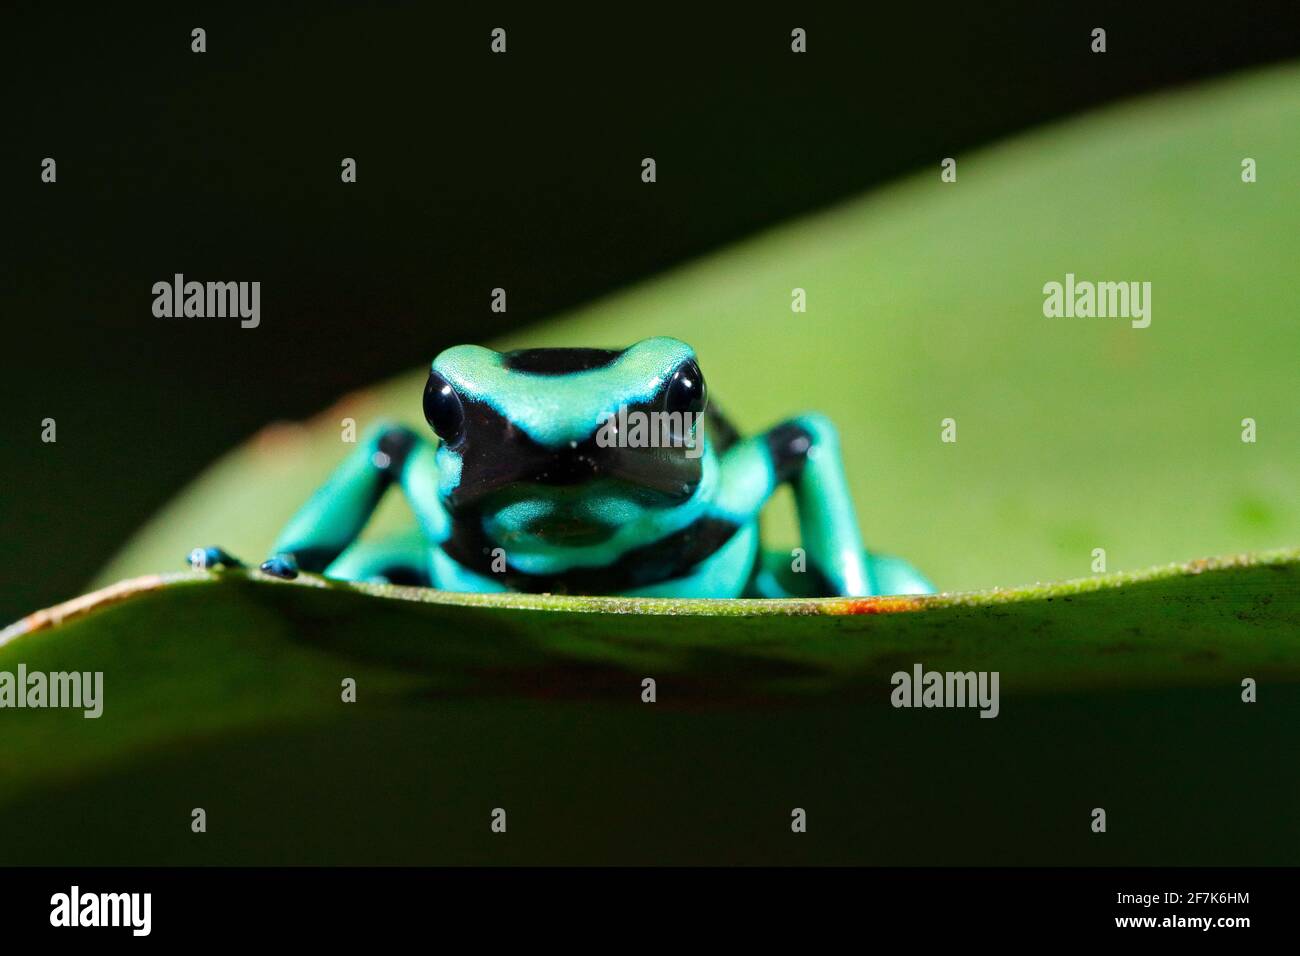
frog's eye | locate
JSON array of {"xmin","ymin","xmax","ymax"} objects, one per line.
[
  {"xmin": 423, "ymin": 371, "xmax": 465, "ymax": 445},
  {"xmin": 663, "ymin": 358, "xmax": 707, "ymax": 419}
]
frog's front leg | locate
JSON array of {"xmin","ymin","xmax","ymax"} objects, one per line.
[
  {"xmin": 715, "ymin": 413, "xmax": 931, "ymax": 597},
  {"xmin": 321, "ymin": 528, "xmax": 431, "ymax": 585},
  {"xmin": 193, "ymin": 423, "xmax": 448, "ymax": 580},
  {"xmin": 262, "ymin": 423, "xmax": 449, "ymax": 579}
]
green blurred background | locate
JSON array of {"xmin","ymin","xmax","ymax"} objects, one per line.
[
  {"xmin": 6, "ymin": 3, "xmax": 1300, "ymax": 621},
  {"xmin": 98, "ymin": 62, "xmax": 1300, "ymax": 598}
]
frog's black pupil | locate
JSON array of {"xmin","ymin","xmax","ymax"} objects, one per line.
[
  {"xmin": 664, "ymin": 359, "xmax": 707, "ymax": 417},
  {"xmin": 423, "ymin": 372, "xmax": 465, "ymax": 444}
]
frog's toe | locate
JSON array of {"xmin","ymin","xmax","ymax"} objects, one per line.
[
  {"xmin": 865, "ymin": 553, "xmax": 936, "ymax": 596},
  {"xmin": 188, "ymin": 546, "xmax": 244, "ymax": 570},
  {"xmin": 259, "ymin": 553, "xmax": 300, "ymax": 580}
]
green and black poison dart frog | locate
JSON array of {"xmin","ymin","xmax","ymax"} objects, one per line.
[{"xmin": 190, "ymin": 337, "xmax": 933, "ymax": 598}]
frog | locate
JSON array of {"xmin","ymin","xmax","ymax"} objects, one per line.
[{"xmin": 189, "ymin": 337, "xmax": 933, "ymax": 598}]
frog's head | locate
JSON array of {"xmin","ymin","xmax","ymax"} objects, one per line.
[{"xmin": 423, "ymin": 337, "xmax": 710, "ymax": 551}]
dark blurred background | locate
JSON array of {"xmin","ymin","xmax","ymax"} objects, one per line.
[{"xmin": 5, "ymin": 1, "xmax": 1300, "ymax": 623}]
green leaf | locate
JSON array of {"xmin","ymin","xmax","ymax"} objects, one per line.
[{"xmin": 2, "ymin": 549, "xmax": 1297, "ymax": 863}]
